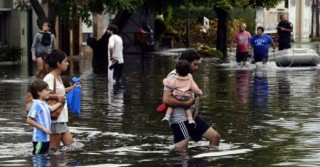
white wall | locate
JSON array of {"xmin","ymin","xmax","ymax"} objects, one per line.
[
  {"xmin": 289, "ymin": 0, "xmax": 312, "ymax": 41},
  {"xmin": 255, "ymin": 7, "xmax": 264, "ymax": 30},
  {"xmin": 302, "ymin": 0, "xmax": 312, "ymax": 40},
  {"xmin": 288, "ymin": 0, "xmax": 296, "ymax": 38},
  {"xmin": 6, "ymin": 1, "xmax": 28, "ymax": 65}
]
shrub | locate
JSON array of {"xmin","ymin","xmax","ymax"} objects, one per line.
[
  {"xmin": 0, "ymin": 45, "xmax": 22, "ymax": 62},
  {"xmin": 194, "ymin": 43, "xmax": 223, "ymax": 58},
  {"xmin": 159, "ymin": 6, "xmax": 255, "ymax": 58},
  {"xmin": 310, "ymin": 37, "xmax": 320, "ymax": 42}
]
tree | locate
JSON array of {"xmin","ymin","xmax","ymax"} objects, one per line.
[
  {"xmin": 192, "ymin": 0, "xmax": 279, "ymax": 62},
  {"xmin": 17, "ymin": 0, "xmax": 143, "ymax": 73},
  {"xmin": 142, "ymin": 0, "xmax": 279, "ymax": 62},
  {"xmin": 20, "ymin": 0, "xmax": 142, "ymax": 33}
]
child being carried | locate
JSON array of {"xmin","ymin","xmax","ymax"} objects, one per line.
[{"xmin": 162, "ymin": 60, "xmax": 202, "ymax": 124}]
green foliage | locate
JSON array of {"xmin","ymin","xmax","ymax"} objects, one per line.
[
  {"xmin": 163, "ymin": 6, "xmax": 255, "ymax": 43},
  {"xmin": 28, "ymin": 0, "xmax": 144, "ymax": 27},
  {"xmin": 192, "ymin": 0, "xmax": 249, "ymax": 12},
  {"xmin": 249, "ymin": 0, "xmax": 280, "ymax": 9},
  {"xmin": 38, "ymin": 1, "xmax": 163, "ymax": 27},
  {"xmin": 310, "ymin": 37, "xmax": 320, "ymax": 42},
  {"xmin": 26, "ymin": 0, "xmax": 279, "ymax": 30},
  {"xmin": 142, "ymin": 0, "xmax": 188, "ymax": 13},
  {"xmin": 194, "ymin": 43, "xmax": 223, "ymax": 58},
  {"xmin": 15, "ymin": 0, "xmax": 32, "ymax": 11},
  {"xmin": 0, "ymin": 45, "xmax": 23, "ymax": 62},
  {"xmin": 191, "ymin": 0, "xmax": 279, "ymax": 12},
  {"xmin": 164, "ymin": 6, "xmax": 174, "ymax": 25},
  {"xmin": 229, "ymin": 7, "xmax": 256, "ymax": 34},
  {"xmin": 154, "ymin": 18, "xmax": 167, "ymax": 41}
]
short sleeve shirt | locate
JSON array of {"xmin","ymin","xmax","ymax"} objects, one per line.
[
  {"xmin": 27, "ymin": 100, "xmax": 51, "ymax": 142},
  {"xmin": 277, "ymin": 21, "xmax": 293, "ymax": 38},
  {"xmin": 233, "ymin": 31, "xmax": 251, "ymax": 53},
  {"xmin": 108, "ymin": 35, "xmax": 124, "ymax": 64},
  {"xmin": 250, "ymin": 34, "xmax": 273, "ymax": 56}
]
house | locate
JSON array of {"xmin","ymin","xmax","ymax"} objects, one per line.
[
  {"xmin": 256, "ymin": 0, "xmax": 312, "ymax": 42},
  {"xmin": 0, "ymin": 0, "xmax": 29, "ymax": 64}
]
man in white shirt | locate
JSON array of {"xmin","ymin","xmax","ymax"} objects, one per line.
[{"xmin": 107, "ymin": 24, "xmax": 124, "ymax": 83}]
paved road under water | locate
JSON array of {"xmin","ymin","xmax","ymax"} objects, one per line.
[{"xmin": 1, "ymin": 46, "xmax": 320, "ymax": 166}]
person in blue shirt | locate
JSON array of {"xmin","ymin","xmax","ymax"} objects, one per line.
[
  {"xmin": 27, "ymin": 79, "xmax": 65, "ymax": 154},
  {"xmin": 250, "ymin": 26, "xmax": 275, "ymax": 64}
]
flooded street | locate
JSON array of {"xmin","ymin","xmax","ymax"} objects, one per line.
[{"xmin": 1, "ymin": 47, "xmax": 320, "ymax": 166}]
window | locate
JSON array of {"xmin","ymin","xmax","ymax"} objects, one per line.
[{"xmin": 285, "ymin": 0, "xmax": 289, "ymax": 8}]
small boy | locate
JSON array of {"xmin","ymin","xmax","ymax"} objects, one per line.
[{"xmin": 26, "ymin": 80, "xmax": 64, "ymax": 154}]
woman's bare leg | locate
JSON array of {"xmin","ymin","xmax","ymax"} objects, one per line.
[
  {"xmin": 50, "ymin": 133, "xmax": 62, "ymax": 150},
  {"xmin": 61, "ymin": 131, "xmax": 74, "ymax": 146}
]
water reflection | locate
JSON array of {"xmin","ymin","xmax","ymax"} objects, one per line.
[
  {"xmin": 165, "ymin": 150, "xmax": 208, "ymax": 167},
  {"xmin": 32, "ymin": 154, "xmax": 49, "ymax": 167},
  {"xmin": 252, "ymin": 70, "xmax": 269, "ymax": 111},
  {"xmin": 3, "ymin": 49, "xmax": 320, "ymax": 165},
  {"xmin": 276, "ymin": 71, "xmax": 291, "ymax": 111},
  {"xmin": 235, "ymin": 70, "xmax": 249, "ymax": 109},
  {"xmin": 107, "ymin": 82, "xmax": 124, "ymax": 119}
]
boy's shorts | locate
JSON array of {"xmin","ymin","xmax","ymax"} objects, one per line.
[
  {"xmin": 51, "ymin": 122, "xmax": 69, "ymax": 134},
  {"xmin": 33, "ymin": 141, "xmax": 50, "ymax": 154},
  {"xmin": 170, "ymin": 116, "xmax": 210, "ymax": 143}
]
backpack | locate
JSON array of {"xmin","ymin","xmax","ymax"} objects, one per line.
[{"xmin": 40, "ymin": 32, "xmax": 51, "ymax": 46}]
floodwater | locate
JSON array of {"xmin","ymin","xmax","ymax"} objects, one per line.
[{"xmin": 1, "ymin": 45, "xmax": 320, "ymax": 166}]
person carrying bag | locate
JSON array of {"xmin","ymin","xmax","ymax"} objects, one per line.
[{"xmin": 43, "ymin": 49, "xmax": 77, "ymax": 152}]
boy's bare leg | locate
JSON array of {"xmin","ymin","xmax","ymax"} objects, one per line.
[{"xmin": 35, "ymin": 57, "xmax": 44, "ymax": 79}]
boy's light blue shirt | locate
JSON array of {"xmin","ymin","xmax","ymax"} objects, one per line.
[{"xmin": 27, "ymin": 100, "xmax": 51, "ymax": 142}]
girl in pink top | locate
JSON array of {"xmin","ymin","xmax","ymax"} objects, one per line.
[{"xmin": 162, "ymin": 60, "xmax": 202, "ymax": 124}]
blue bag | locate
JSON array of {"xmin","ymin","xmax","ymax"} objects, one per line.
[{"xmin": 66, "ymin": 77, "xmax": 81, "ymax": 115}]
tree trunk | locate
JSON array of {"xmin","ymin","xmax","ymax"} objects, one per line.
[
  {"xmin": 30, "ymin": 0, "xmax": 46, "ymax": 29},
  {"xmin": 47, "ymin": 2, "xmax": 58, "ymax": 35},
  {"xmin": 92, "ymin": 14, "xmax": 104, "ymax": 40},
  {"xmin": 215, "ymin": 8, "xmax": 229, "ymax": 63},
  {"xmin": 30, "ymin": 0, "xmax": 58, "ymax": 35},
  {"xmin": 87, "ymin": 30, "xmax": 109, "ymax": 74},
  {"xmin": 111, "ymin": 10, "xmax": 132, "ymax": 35},
  {"xmin": 88, "ymin": 10, "xmax": 132, "ymax": 74},
  {"xmin": 316, "ymin": 0, "xmax": 319, "ymax": 37}
]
